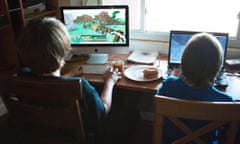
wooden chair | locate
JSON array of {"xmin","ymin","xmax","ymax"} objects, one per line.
[
  {"xmin": 0, "ymin": 75, "xmax": 86, "ymax": 144},
  {"xmin": 153, "ymin": 95, "xmax": 240, "ymax": 144}
]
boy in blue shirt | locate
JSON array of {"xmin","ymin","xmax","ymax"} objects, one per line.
[
  {"xmin": 16, "ymin": 17, "xmax": 122, "ymax": 143},
  {"xmin": 157, "ymin": 33, "xmax": 235, "ymax": 143}
]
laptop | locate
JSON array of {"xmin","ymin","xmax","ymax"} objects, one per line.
[{"xmin": 167, "ymin": 30, "xmax": 229, "ymax": 86}]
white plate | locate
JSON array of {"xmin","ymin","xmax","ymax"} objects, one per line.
[{"xmin": 124, "ymin": 65, "xmax": 162, "ymax": 82}]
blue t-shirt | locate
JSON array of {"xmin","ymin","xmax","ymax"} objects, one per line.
[
  {"xmin": 18, "ymin": 67, "xmax": 105, "ymax": 136},
  {"xmin": 156, "ymin": 76, "xmax": 235, "ymax": 144}
]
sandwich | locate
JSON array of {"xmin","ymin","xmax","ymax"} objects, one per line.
[{"xmin": 143, "ymin": 67, "xmax": 159, "ymax": 79}]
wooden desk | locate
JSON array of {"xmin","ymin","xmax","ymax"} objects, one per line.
[
  {"xmin": 62, "ymin": 54, "xmax": 240, "ymax": 101},
  {"xmin": 62, "ymin": 54, "xmax": 163, "ymax": 93}
]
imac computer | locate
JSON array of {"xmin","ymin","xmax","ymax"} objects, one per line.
[{"xmin": 60, "ymin": 5, "xmax": 129, "ymax": 64}]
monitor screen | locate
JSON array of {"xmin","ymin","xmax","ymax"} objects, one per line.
[
  {"xmin": 60, "ymin": 5, "xmax": 129, "ymax": 58},
  {"xmin": 168, "ymin": 30, "xmax": 228, "ymax": 69}
]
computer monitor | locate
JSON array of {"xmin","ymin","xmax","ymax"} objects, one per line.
[{"xmin": 60, "ymin": 5, "xmax": 129, "ymax": 64}]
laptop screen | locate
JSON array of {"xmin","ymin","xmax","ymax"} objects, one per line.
[{"xmin": 168, "ymin": 30, "xmax": 228, "ymax": 69}]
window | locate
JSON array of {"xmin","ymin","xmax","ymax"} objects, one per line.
[{"xmin": 102, "ymin": 0, "xmax": 240, "ymax": 48}]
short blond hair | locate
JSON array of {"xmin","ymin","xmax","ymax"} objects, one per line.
[
  {"xmin": 181, "ymin": 33, "xmax": 223, "ymax": 87},
  {"xmin": 17, "ymin": 17, "xmax": 71, "ymax": 74}
]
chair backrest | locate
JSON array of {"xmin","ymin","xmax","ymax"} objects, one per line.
[
  {"xmin": 153, "ymin": 95, "xmax": 240, "ymax": 144},
  {"xmin": 0, "ymin": 75, "xmax": 86, "ymax": 144}
]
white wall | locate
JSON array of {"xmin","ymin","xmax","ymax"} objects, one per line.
[
  {"xmin": 130, "ymin": 39, "xmax": 240, "ymax": 59},
  {"xmin": 130, "ymin": 40, "xmax": 168, "ymax": 53}
]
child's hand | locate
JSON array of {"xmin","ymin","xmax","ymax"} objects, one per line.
[{"xmin": 104, "ymin": 68, "xmax": 122, "ymax": 85}]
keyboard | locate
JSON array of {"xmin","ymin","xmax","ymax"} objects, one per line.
[{"xmin": 81, "ymin": 65, "xmax": 107, "ymax": 74}]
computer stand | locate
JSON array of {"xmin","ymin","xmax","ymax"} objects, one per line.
[{"xmin": 87, "ymin": 53, "xmax": 108, "ymax": 64}]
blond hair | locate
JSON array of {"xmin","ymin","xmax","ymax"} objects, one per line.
[
  {"xmin": 181, "ymin": 33, "xmax": 223, "ymax": 87},
  {"xmin": 17, "ymin": 17, "xmax": 71, "ymax": 74}
]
